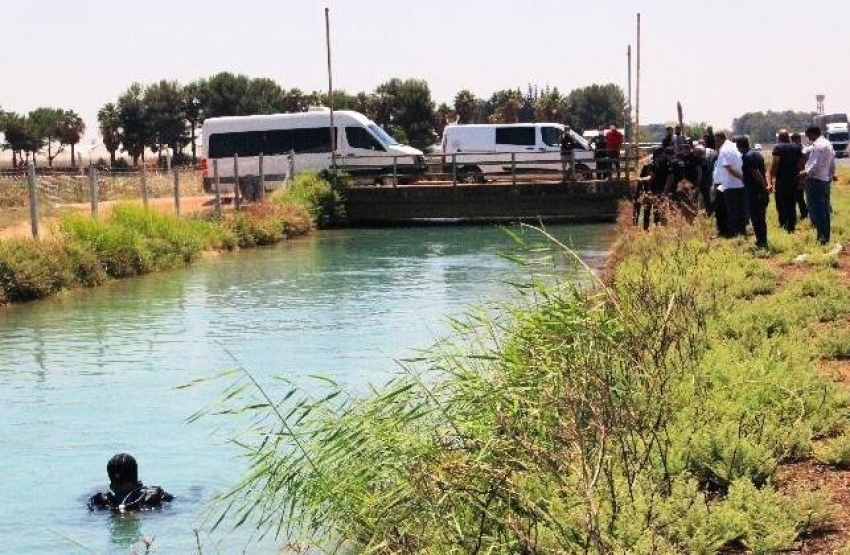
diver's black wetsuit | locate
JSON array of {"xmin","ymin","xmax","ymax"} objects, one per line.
[{"xmin": 88, "ymin": 482, "xmax": 173, "ymax": 512}]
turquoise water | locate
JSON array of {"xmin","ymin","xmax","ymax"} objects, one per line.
[{"xmin": 0, "ymin": 224, "xmax": 610, "ymax": 553}]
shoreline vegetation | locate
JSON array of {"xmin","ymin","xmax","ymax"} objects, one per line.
[
  {"xmin": 195, "ymin": 177, "xmax": 850, "ymax": 552},
  {"xmin": 0, "ymin": 171, "xmax": 344, "ymax": 306}
]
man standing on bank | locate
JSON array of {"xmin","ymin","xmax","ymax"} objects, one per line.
[
  {"xmin": 769, "ymin": 130, "xmax": 804, "ymax": 233},
  {"xmin": 737, "ymin": 135, "xmax": 770, "ymax": 249},
  {"xmin": 714, "ymin": 131, "xmax": 746, "ymax": 237},
  {"xmin": 799, "ymin": 125, "xmax": 836, "ymax": 245}
]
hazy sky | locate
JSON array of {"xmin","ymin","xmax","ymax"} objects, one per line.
[{"xmin": 3, "ymin": 0, "xmax": 850, "ymax": 143}]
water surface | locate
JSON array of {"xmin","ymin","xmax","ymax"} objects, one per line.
[{"xmin": 0, "ymin": 224, "xmax": 610, "ymax": 553}]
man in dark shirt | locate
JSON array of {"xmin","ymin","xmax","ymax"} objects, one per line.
[
  {"xmin": 88, "ymin": 453, "xmax": 173, "ymax": 512},
  {"xmin": 695, "ymin": 145, "xmax": 717, "ymax": 215},
  {"xmin": 737, "ymin": 136, "xmax": 769, "ymax": 249},
  {"xmin": 769, "ymin": 130, "xmax": 804, "ymax": 232},
  {"xmin": 671, "ymin": 143, "xmax": 701, "ymax": 212},
  {"xmin": 790, "ymin": 132, "xmax": 809, "ymax": 220},
  {"xmin": 560, "ymin": 126, "xmax": 577, "ymax": 180},
  {"xmin": 661, "ymin": 126, "xmax": 674, "ymax": 150},
  {"xmin": 593, "ymin": 127, "xmax": 609, "ymax": 179}
]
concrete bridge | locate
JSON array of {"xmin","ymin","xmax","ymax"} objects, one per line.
[{"xmin": 343, "ymin": 179, "xmax": 632, "ymax": 225}]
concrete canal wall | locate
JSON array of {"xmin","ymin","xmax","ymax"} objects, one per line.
[{"xmin": 343, "ymin": 180, "xmax": 632, "ymax": 225}]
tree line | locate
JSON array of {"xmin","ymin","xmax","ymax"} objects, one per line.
[
  {"xmin": 732, "ymin": 110, "xmax": 818, "ymax": 143},
  {"xmin": 1, "ymin": 73, "xmax": 629, "ymax": 169},
  {"xmin": 0, "ymin": 108, "xmax": 85, "ymax": 168}
]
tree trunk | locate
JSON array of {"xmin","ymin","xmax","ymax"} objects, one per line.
[
  {"xmin": 71, "ymin": 143, "xmax": 76, "ymax": 167},
  {"xmin": 110, "ymin": 149, "xmax": 116, "ymax": 167},
  {"xmin": 48, "ymin": 141, "xmax": 52, "ymax": 167},
  {"xmin": 11, "ymin": 151, "xmax": 17, "ymax": 169}
]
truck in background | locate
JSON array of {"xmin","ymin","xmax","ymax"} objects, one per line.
[{"xmin": 813, "ymin": 113, "xmax": 849, "ymax": 157}]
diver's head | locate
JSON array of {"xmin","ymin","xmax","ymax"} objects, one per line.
[{"xmin": 107, "ymin": 453, "xmax": 138, "ymax": 487}]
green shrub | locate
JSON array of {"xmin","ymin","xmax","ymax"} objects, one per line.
[
  {"xmin": 0, "ymin": 239, "xmax": 76, "ymax": 302},
  {"xmin": 270, "ymin": 171, "xmax": 345, "ymax": 228},
  {"xmin": 816, "ymin": 431, "xmax": 850, "ymax": 468}
]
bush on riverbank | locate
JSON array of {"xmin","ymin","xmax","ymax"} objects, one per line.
[
  {"xmin": 198, "ymin": 186, "xmax": 850, "ymax": 552},
  {"xmin": 270, "ymin": 171, "xmax": 345, "ymax": 228},
  {"xmin": 0, "ymin": 201, "xmax": 311, "ymax": 305}
]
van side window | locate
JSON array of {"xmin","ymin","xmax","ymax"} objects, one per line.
[
  {"xmin": 266, "ymin": 130, "xmax": 293, "ymax": 154},
  {"xmin": 292, "ymin": 128, "xmax": 333, "ymax": 154},
  {"xmin": 208, "ymin": 133, "xmax": 243, "ymax": 158},
  {"xmin": 495, "ymin": 127, "xmax": 536, "ymax": 146},
  {"xmin": 541, "ymin": 127, "xmax": 561, "ymax": 147},
  {"xmin": 346, "ymin": 126, "xmax": 385, "ymax": 151}
]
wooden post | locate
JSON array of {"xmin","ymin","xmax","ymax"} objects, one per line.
[
  {"xmin": 325, "ymin": 7, "xmax": 337, "ymax": 185},
  {"xmin": 140, "ymin": 164, "xmax": 149, "ymax": 209},
  {"xmin": 511, "ymin": 152, "xmax": 517, "ymax": 186},
  {"xmin": 288, "ymin": 149, "xmax": 295, "ymax": 185},
  {"xmin": 392, "ymin": 156, "xmax": 398, "ymax": 188},
  {"xmin": 213, "ymin": 159, "xmax": 222, "ymax": 217},
  {"xmin": 89, "ymin": 164, "xmax": 99, "ymax": 218},
  {"xmin": 172, "ymin": 167, "xmax": 181, "ymax": 216},
  {"xmin": 233, "ymin": 153, "xmax": 241, "ymax": 210},
  {"xmin": 258, "ymin": 152, "xmax": 265, "ymax": 201},
  {"xmin": 452, "ymin": 154, "xmax": 457, "ymax": 186},
  {"xmin": 27, "ymin": 163, "xmax": 39, "ymax": 239}
]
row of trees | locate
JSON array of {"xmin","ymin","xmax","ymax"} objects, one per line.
[
  {"xmin": 1, "ymin": 74, "xmax": 628, "ymax": 168},
  {"xmin": 93, "ymin": 73, "xmax": 628, "ymax": 167},
  {"xmin": 0, "ymin": 108, "xmax": 85, "ymax": 168},
  {"xmin": 732, "ymin": 111, "xmax": 817, "ymax": 143}
]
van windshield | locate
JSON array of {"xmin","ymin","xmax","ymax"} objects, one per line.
[{"xmin": 368, "ymin": 124, "xmax": 399, "ymax": 146}]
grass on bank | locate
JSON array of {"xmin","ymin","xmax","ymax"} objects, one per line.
[
  {"xmin": 192, "ymin": 181, "xmax": 850, "ymax": 552},
  {"xmin": 0, "ymin": 202, "xmax": 311, "ymax": 305},
  {"xmin": 0, "ymin": 171, "xmax": 346, "ymax": 305}
]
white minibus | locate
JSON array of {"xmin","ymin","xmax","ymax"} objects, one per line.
[
  {"xmin": 440, "ymin": 123, "xmax": 595, "ymax": 182},
  {"xmin": 201, "ymin": 109, "xmax": 426, "ymax": 191}
]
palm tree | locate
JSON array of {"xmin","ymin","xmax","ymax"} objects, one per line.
[
  {"xmin": 97, "ymin": 103, "xmax": 122, "ymax": 167},
  {"xmin": 453, "ymin": 90, "xmax": 477, "ymax": 124},
  {"xmin": 57, "ymin": 110, "xmax": 86, "ymax": 167}
]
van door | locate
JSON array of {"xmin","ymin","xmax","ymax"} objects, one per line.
[
  {"xmin": 291, "ymin": 127, "xmax": 335, "ymax": 173},
  {"xmin": 539, "ymin": 126, "xmax": 563, "ymax": 174},
  {"xmin": 494, "ymin": 126, "xmax": 537, "ymax": 175},
  {"xmin": 342, "ymin": 125, "xmax": 386, "ymax": 176}
]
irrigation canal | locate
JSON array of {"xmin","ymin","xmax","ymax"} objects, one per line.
[{"xmin": 0, "ymin": 223, "xmax": 611, "ymax": 553}]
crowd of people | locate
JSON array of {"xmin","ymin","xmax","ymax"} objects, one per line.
[{"xmin": 633, "ymin": 124, "xmax": 837, "ymax": 248}]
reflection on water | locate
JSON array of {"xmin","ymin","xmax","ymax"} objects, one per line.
[{"xmin": 0, "ymin": 224, "xmax": 610, "ymax": 553}]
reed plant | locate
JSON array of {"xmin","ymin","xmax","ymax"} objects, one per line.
[
  {"xmin": 270, "ymin": 171, "xmax": 345, "ymax": 228},
  {"xmin": 193, "ymin": 185, "xmax": 850, "ymax": 553}
]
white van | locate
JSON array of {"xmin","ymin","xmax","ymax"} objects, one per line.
[
  {"xmin": 440, "ymin": 123, "xmax": 595, "ymax": 182},
  {"xmin": 201, "ymin": 109, "xmax": 426, "ymax": 191}
]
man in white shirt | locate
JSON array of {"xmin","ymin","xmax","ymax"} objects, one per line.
[
  {"xmin": 800, "ymin": 126, "xmax": 836, "ymax": 245},
  {"xmin": 713, "ymin": 131, "xmax": 746, "ymax": 237}
]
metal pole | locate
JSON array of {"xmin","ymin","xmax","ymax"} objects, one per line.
[
  {"xmin": 511, "ymin": 152, "xmax": 517, "ymax": 186},
  {"xmin": 635, "ymin": 13, "xmax": 642, "ymax": 157},
  {"xmin": 213, "ymin": 159, "xmax": 222, "ymax": 217},
  {"xmin": 233, "ymin": 153, "xmax": 241, "ymax": 210},
  {"xmin": 140, "ymin": 164, "xmax": 149, "ymax": 209},
  {"xmin": 173, "ymin": 166, "xmax": 181, "ymax": 216},
  {"xmin": 258, "ymin": 152, "xmax": 265, "ymax": 201},
  {"xmin": 89, "ymin": 164, "xmax": 99, "ymax": 218},
  {"xmin": 392, "ymin": 156, "xmax": 398, "ymax": 188},
  {"xmin": 27, "ymin": 163, "xmax": 39, "ymax": 239},
  {"xmin": 452, "ymin": 154, "xmax": 457, "ymax": 186},
  {"xmin": 288, "ymin": 149, "xmax": 295, "ymax": 185},
  {"xmin": 325, "ymin": 7, "xmax": 337, "ymax": 185},
  {"xmin": 626, "ymin": 44, "xmax": 633, "ymax": 181}
]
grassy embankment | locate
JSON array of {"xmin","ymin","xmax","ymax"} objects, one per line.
[
  {"xmin": 194, "ymin": 172, "xmax": 850, "ymax": 552},
  {"xmin": 0, "ymin": 172, "xmax": 343, "ymax": 306}
]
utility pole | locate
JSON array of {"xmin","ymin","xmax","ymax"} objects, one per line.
[
  {"xmin": 325, "ymin": 7, "xmax": 337, "ymax": 183},
  {"xmin": 627, "ymin": 44, "xmax": 632, "ymax": 143},
  {"xmin": 635, "ymin": 13, "xmax": 641, "ymax": 152}
]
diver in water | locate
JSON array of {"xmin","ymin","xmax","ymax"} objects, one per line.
[{"xmin": 88, "ymin": 453, "xmax": 173, "ymax": 512}]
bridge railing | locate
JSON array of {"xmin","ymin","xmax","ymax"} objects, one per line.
[{"xmin": 335, "ymin": 150, "xmax": 642, "ymax": 188}]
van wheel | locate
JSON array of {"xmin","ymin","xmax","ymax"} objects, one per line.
[{"xmin": 459, "ymin": 166, "xmax": 484, "ymax": 184}]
